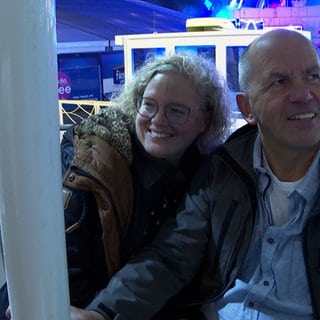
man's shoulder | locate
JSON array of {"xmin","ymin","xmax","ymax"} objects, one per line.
[
  {"xmin": 203, "ymin": 124, "xmax": 257, "ymax": 187},
  {"xmin": 226, "ymin": 124, "xmax": 258, "ymax": 143}
]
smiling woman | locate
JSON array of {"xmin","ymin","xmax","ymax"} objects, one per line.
[
  {"xmin": 59, "ymin": 53, "xmax": 230, "ymax": 320},
  {"xmin": 135, "ymin": 72, "xmax": 209, "ymax": 164}
]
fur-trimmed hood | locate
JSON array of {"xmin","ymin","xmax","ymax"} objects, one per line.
[
  {"xmin": 63, "ymin": 106, "xmax": 135, "ymax": 279},
  {"xmin": 74, "ymin": 106, "xmax": 134, "ymax": 164}
]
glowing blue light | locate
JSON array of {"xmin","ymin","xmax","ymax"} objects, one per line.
[
  {"xmin": 204, "ymin": 0, "xmax": 213, "ymax": 10},
  {"xmin": 216, "ymin": 7, "xmax": 233, "ymax": 19}
]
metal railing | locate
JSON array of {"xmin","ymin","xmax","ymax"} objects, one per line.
[{"xmin": 58, "ymin": 99, "xmax": 112, "ymax": 130}]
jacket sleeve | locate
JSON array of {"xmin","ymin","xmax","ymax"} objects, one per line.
[{"xmin": 85, "ymin": 167, "xmax": 212, "ymax": 320}]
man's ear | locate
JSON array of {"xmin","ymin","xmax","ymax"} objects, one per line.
[{"xmin": 236, "ymin": 93, "xmax": 257, "ymax": 125}]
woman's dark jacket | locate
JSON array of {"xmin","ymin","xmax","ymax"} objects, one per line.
[
  {"xmin": 85, "ymin": 124, "xmax": 320, "ymax": 320},
  {"xmin": 60, "ymin": 107, "xmax": 204, "ymax": 310}
]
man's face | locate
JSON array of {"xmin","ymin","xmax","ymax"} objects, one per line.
[{"xmin": 248, "ymin": 35, "xmax": 320, "ymax": 157}]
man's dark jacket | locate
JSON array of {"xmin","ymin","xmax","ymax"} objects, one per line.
[{"xmin": 85, "ymin": 124, "xmax": 320, "ymax": 320}]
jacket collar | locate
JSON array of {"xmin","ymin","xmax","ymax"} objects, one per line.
[{"xmin": 131, "ymin": 134, "xmax": 202, "ymax": 189}]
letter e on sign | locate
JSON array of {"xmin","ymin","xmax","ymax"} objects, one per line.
[{"xmin": 58, "ymin": 71, "xmax": 72, "ymax": 99}]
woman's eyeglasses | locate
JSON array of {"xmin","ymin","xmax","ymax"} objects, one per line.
[{"xmin": 137, "ymin": 97, "xmax": 191, "ymax": 125}]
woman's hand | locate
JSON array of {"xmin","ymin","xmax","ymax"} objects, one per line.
[
  {"xmin": 5, "ymin": 305, "xmax": 105, "ymax": 320},
  {"xmin": 71, "ymin": 306, "xmax": 105, "ymax": 320},
  {"xmin": 5, "ymin": 306, "xmax": 10, "ymax": 319}
]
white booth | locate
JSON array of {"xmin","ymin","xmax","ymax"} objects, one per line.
[{"xmin": 115, "ymin": 28, "xmax": 311, "ymax": 129}]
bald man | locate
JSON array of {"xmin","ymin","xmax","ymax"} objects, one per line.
[{"xmin": 70, "ymin": 29, "xmax": 320, "ymax": 320}]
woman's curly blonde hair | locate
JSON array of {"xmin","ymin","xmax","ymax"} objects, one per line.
[{"xmin": 112, "ymin": 53, "xmax": 231, "ymax": 154}]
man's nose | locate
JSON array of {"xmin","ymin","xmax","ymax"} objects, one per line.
[{"xmin": 288, "ymin": 81, "xmax": 314, "ymax": 103}]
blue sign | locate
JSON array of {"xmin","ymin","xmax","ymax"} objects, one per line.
[{"xmin": 58, "ymin": 66, "xmax": 102, "ymax": 101}]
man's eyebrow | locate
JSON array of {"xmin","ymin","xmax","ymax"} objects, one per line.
[
  {"xmin": 304, "ymin": 65, "xmax": 320, "ymax": 73},
  {"xmin": 267, "ymin": 66, "xmax": 320, "ymax": 79},
  {"xmin": 267, "ymin": 72, "xmax": 288, "ymax": 80}
]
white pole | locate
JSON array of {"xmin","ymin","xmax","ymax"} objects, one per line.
[{"xmin": 0, "ymin": 1, "xmax": 70, "ymax": 320}]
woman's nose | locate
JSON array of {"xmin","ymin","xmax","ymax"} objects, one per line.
[{"xmin": 151, "ymin": 106, "xmax": 169, "ymax": 124}]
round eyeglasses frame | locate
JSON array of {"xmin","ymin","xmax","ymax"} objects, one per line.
[{"xmin": 136, "ymin": 97, "xmax": 191, "ymax": 125}]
